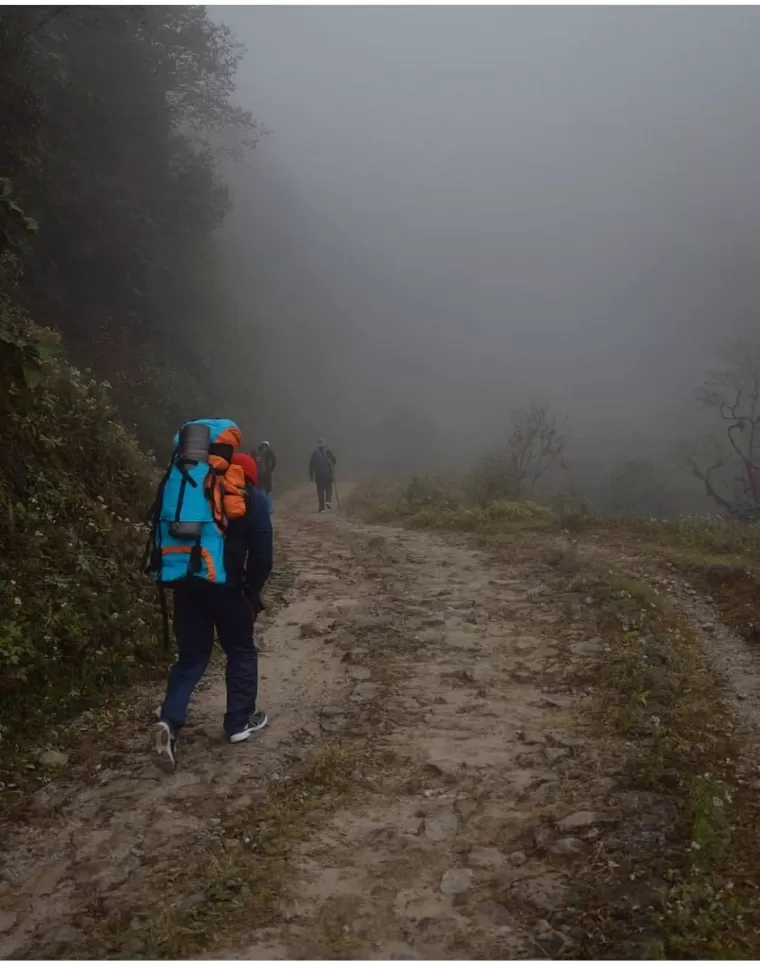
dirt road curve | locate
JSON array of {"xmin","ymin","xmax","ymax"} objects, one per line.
[{"xmin": 0, "ymin": 485, "xmax": 615, "ymax": 959}]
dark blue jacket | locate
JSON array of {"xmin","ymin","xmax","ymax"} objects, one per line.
[
  {"xmin": 309, "ymin": 447, "xmax": 336, "ymax": 480},
  {"xmin": 225, "ymin": 485, "xmax": 273, "ymax": 612}
]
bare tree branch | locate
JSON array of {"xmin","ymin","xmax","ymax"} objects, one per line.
[
  {"xmin": 686, "ymin": 339, "xmax": 760, "ymax": 517},
  {"xmin": 507, "ymin": 401, "xmax": 568, "ymax": 495}
]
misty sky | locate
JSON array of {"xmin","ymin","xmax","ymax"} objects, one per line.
[{"xmin": 215, "ymin": 7, "xmax": 760, "ymax": 477}]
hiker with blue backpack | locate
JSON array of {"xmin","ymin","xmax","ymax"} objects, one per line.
[{"xmin": 144, "ymin": 419, "xmax": 273, "ymax": 773}]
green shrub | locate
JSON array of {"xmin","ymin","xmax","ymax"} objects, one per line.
[
  {"xmin": 484, "ymin": 499, "xmax": 553, "ymax": 523},
  {"xmin": 0, "ymin": 291, "xmax": 165, "ymax": 756}
]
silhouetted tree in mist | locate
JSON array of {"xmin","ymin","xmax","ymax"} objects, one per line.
[
  {"xmin": 470, "ymin": 401, "xmax": 568, "ymax": 506},
  {"xmin": 683, "ymin": 340, "xmax": 760, "ymax": 520}
]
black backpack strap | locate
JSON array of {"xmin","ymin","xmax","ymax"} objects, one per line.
[
  {"xmin": 142, "ymin": 459, "xmax": 174, "ymax": 651},
  {"xmin": 157, "ymin": 583, "xmax": 170, "ymax": 650},
  {"xmin": 142, "ymin": 459, "xmax": 173, "ymax": 576},
  {"xmin": 189, "ymin": 540, "xmax": 203, "ymax": 575}
]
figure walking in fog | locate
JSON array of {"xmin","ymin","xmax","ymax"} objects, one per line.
[
  {"xmin": 309, "ymin": 437, "xmax": 337, "ymax": 512},
  {"xmin": 255, "ymin": 440, "xmax": 277, "ymax": 515}
]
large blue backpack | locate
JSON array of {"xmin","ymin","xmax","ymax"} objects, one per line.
[{"xmin": 144, "ymin": 418, "xmax": 247, "ymax": 592}]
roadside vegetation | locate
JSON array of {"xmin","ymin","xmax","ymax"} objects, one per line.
[
  {"xmin": 545, "ymin": 557, "xmax": 760, "ymax": 958},
  {"xmin": 0, "ymin": 249, "xmax": 165, "ymax": 769}
]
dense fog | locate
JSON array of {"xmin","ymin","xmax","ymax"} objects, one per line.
[{"xmin": 214, "ymin": 7, "xmax": 760, "ymax": 502}]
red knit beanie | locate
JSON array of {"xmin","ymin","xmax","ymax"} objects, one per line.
[{"xmin": 231, "ymin": 452, "xmax": 258, "ymax": 485}]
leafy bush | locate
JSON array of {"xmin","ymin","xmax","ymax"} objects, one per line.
[
  {"xmin": 403, "ymin": 473, "xmax": 468, "ymax": 511},
  {"xmin": 467, "ymin": 452, "xmax": 521, "ymax": 507},
  {"xmin": 485, "ymin": 499, "xmax": 553, "ymax": 523},
  {"xmin": 0, "ymin": 280, "xmax": 165, "ymax": 755},
  {"xmin": 356, "ymin": 477, "xmax": 555, "ymax": 534}
]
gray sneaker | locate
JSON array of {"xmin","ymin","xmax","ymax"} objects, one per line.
[
  {"xmin": 151, "ymin": 721, "xmax": 177, "ymax": 773},
  {"xmin": 229, "ymin": 712, "xmax": 269, "ymax": 743}
]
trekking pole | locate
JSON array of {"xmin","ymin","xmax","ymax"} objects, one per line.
[{"xmin": 332, "ymin": 469, "xmax": 342, "ymax": 512}]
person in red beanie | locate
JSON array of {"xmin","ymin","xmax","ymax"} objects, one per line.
[
  {"xmin": 152, "ymin": 446, "xmax": 273, "ymax": 772},
  {"xmin": 231, "ymin": 451, "xmax": 258, "ymax": 486}
]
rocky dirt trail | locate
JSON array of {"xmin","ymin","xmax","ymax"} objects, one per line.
[{"xmin": 1, "ymin": 487, "xmax": 623, "ymax": 960}]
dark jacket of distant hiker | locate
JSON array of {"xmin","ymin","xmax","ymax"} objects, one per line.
[
  {"xmin": 255, "ymin": 445, "xmax": 277, "ymax": 495},
  {"xmin": 309, "ymin": 447, "xmax": 336, "ymax": 481}
]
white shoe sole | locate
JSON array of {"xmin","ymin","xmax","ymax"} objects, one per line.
[
  {"xmin": 151, "ymin": 722, "xmax": 176, "ymax": 773},
  {"xmin": 229, "ymin": 714, "xmax": 269, "ymax": 743}
]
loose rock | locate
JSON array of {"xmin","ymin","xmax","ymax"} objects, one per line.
[
  {"xmin": 548, "ymin": 730, "xmax": 579, "ymax": 750},
  {"xmin": 549, "ymin": 836, "xmax": 587, "ymax": 857},
  {"xmin": 440, "ymin": 868, "xmax": 473, "ymax": 896},
  {"xmin": 347, "ymin": 665, "xmax": 372, "ymax": 681},
  {"xmin": 454, "ymin": 796, "xmax": 477, "ymax": 819},
  {"xmin": 40, "ymin": 750, "xmax": 69, "ymax": 768},
  {"xmin": 521, "ymin": 730, "xmax": 546, "ymax": 746},
  {"xmin": 423, "ymin": 812, "xmax": 458, "ymax": 842},
  {"xmin": 31, "ymin": 861, "xmax": 68, "ymax": 896},
  {"xmin": 570, "ymin": 638, "xmax": 602, "ymax": 656},
  {"xmin": 594, "ymin": 776, "xmax": 619, "ymax": 793},
  {"xmin": 514, "ymin": 873, "xmax": 568, "ymax": 912},
  {"xmin": 477, "ymin": 900, "xmax": 512, "ymax": 927},
  {"xmin": 467, "ymin": 847, "xmax": 507, "ymax": 872},
  {"xmin": 557, "ymin": 811, "xmax": 610, "ymax": 833},
  {"xmin": 226, "ymin": 793, "xmax": 253, "ymax": 816}
]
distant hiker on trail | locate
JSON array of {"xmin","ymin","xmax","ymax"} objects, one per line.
[
  {"xmin": 145, "ymin": 419, "xmax": 273, "ymax": 773},
  {"xmin": 309, "ymin": 437, "xmax": 337, "ymax": 512},
  {"xmin": 254, "ymin": 440, "xmax": 277, "ymax": 515}
]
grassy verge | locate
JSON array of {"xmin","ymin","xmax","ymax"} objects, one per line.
[
  {"xmin": 596, "ymin": 519, "xmax": 760, "ymax": 649},
  {"xmin": 544, "ymin": 552, "xmax": 760, "ymax": 958},
  {"xmin": 349, "ymin": 477, "xmax": 555, "ymax": 535}
]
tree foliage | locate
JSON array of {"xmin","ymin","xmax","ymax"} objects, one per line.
[{"xmin": 0, "ymin": 6, "xmax": 259, "ymax": 449}]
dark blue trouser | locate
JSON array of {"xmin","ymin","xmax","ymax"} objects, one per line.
[
  {"xmin": 160, "ymin": 580, "xmax": 258, "ymax": 736},
  {"xmin": 315, "ymin": 476, "xmax": 332, "ymax": 510}
]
